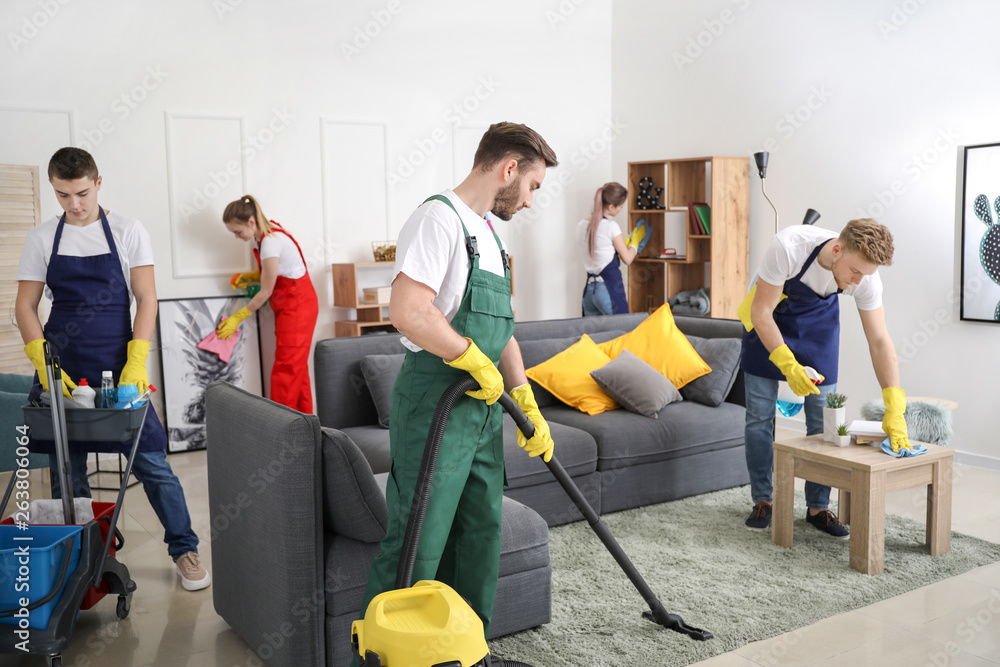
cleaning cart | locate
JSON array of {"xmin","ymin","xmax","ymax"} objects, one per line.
[{"xmin": 0, "ymin": 343, "xmax": 138, "ymax": 666}]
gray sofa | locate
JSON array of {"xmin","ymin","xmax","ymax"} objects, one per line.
[
  {"xmin": 205, "ymin": 382, "xmax": 551, "ymax": 667},
  {"xmin": 314, "ymin": 312, "xmax": 750, "ymax": 525}
]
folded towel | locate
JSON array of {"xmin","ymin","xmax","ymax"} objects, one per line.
[
  {"xmin": 16, "ymin": 498, "xmax": 96, "ymax": 525},
  {"xmin": 879, "ymin": 437, "xmax": 928, "ymax": 458},
  {"xmin": 197, "ymin": 319, "xmax": 242, "ymax": 363}
]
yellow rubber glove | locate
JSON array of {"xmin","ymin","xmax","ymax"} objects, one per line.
[
  {"xmin": 769, "ymin": 344, "xmax": 823, "ymax": 396},
  {"xmin": 217, "ymin": 307, "xmax": 252, "ymax": 339},
  {"xmin": 24, "ymin": 339, "xmax": 77, "ymax": 398},
  {"xmin": 230, "ymin": 270, "xmax": 261, "ymax": 289},
  {"xmin": 627, "ymin": 223, "xmax": 646, "ymax": 250},
  {"xmin": 510, "ymin": 384, "xmax": 555, "ymax": 462},
  {"xmin": 737, "ymin": 285, "xmax": 788, "ymax": 332},
  {"xmin": 119, "ymin": 339, "xmax": 151, "ymax": 395},
  {"xmin": 882, "ymin": 387, "xmax": 911, "ymax": 453},
  {"xmin": 444, "ymin": 338, "xmax": 504, "ymax": 405}
]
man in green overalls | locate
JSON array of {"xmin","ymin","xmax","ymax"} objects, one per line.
[{"xmin": 358, "ymin": 122, "xmax": 559, "ymax": 639}]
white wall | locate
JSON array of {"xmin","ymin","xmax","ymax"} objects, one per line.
[
  {"xmin": 0, "ymin": 0, "xmax": 614, "ymax": 406},
  {"xmin": 612, "ymin": 0, "xmax": 1000, "ymax": 465}
]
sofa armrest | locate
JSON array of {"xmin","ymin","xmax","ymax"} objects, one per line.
[{"xmin": 206, "ymin": 381, "xmax": 325, "ymax": 667}]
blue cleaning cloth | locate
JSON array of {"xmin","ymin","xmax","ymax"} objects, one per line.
[
  {"xmin": 634, "ymin": 218, "xmax": 652, "ymax": 253},
  {"xmin": 880, "ymin": 437, "xmax": 928, "ymax": 457}
]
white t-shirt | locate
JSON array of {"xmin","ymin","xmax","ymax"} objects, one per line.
[
  {"xmin": 259, "ymin": 229, "xmax": 306, "ymax": 279},
  {"xmin": 16, "ymin": 210, "xmax": 154, "ymax": 303},
  {"xmin": 393, "ymin": 189, "xmax": 508, "ymax": 352},
  {"xmin": 578, "ymin": 217, "xmax": 624, "ymax": 277},
  {"xmin": 757, "ymin": 226, "xmax": 883, "ymax": 311}
]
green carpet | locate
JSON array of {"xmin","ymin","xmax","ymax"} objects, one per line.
[{"xmin": 488, "ymin": 485, "xmax": 1000, "ymax": 666}]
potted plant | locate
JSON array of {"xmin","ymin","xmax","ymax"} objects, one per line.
[
  {"xmin": 834, "ymin": 423, "xmax": 851, "ymax": 447},
  {"xmin": 823, "ymin": 392, "xmax": 847, "ymax": 442}
]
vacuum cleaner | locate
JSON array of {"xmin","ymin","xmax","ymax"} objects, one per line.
[{"xmin": 352, "ymin": 376, "xmax": 712, "ymax": 666}]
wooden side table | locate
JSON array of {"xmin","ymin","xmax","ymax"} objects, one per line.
[{"xmin": 772, "ymin": 434, "xmax": 953, "ymax": 575}]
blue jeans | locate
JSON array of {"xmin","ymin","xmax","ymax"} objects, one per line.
[
  {"xmin": 744, "ymin": 371, "xmax": 837, "ymax": 510},
  {"xmin": 582, "ymin": 280, "xmax": 613, "ymax": 316},
  {"xmin": 50, "ymin": 449, "xmax": 199, "ymax": 560}
]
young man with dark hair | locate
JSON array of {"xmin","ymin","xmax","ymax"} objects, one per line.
[
  {"xmin": 357, "ymin": 122, "xmax": 557, "ymax": 637},
  {"xmin": 15, "ymin": 147, "xmax": 211, "ymax": 591},
  {"xmin": 740, "ymin": 218, "xmax": 910, "ymax": 537}
]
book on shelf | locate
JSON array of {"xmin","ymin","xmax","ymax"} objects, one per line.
[{"xmin": 687, "ymin": 202, "xmax": 711, "ymax": 235}]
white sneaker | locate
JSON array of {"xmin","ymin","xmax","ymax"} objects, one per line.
[{"xmin": 175, "ymin": 552, "xmax": 211, "ymax": 591}]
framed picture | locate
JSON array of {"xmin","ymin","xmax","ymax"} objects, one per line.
[
  {"xmin": 157, "ymin": 296, "xmax": 263, "ymax": 452},
  {"xmin": 960, "ymin": 142, "xmax": 1000, "ymax": 322}
]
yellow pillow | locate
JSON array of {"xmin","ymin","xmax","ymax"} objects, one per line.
[
  {"xmin": 598, "ymin": 305, "xmax": 711, "ymax": 389},
  {"xmin": 525, "ymin": 334, "xmax": 618, "ymax": 415}
]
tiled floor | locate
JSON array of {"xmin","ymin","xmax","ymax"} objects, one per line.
[{"xmin": 4, "ymin": 444, "xmax": 999, "ymax": 666}]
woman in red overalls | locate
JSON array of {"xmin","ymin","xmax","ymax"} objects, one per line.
[{"xmin": 218, "ymin": 195, "xmax": 319, "ymax": 413}]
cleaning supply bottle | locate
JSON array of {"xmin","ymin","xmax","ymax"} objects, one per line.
[
  {"xmin": 774, "ymin": 366, "xmax": 823, "ymax": 417},
  {"xmin": 100, "ymin": 370, "xmax": 116, "ymax": 408},
  {"xmin": 71, "ymin": 378, "xmax": 96, "ymax": 408}
]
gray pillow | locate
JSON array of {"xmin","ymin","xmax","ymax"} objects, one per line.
[
  {"xmin": 590, "ymin": 350, "xmax": 682, "ymax": 418},
  {"xmin": 680, "ymin": 335, "xmax": 742, "ymax": 407},
  {"xmin": 361, "ymin": 354, "xmax": 405, "ymax": 428},
  {"xmin": 519, "ymin": 330, "xmax": 625, "ymax": 409},
  {"xmin": 321, "ymin": 427, "xmax": 387, "ymax": 543}
]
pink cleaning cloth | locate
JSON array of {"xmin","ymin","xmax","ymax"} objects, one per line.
[{"xmin": 197, "ymin": 324, "xmax": 241, "ymax": 363}]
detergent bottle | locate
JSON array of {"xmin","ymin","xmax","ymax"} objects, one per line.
[
  {"xmin": 774, "ymin": 366, "xmax": 823, "ymax": 417},
  {"xmin": 100, "ymin": 370, "xmax": 116, "ymax": 408},
  {"xmin": 71, "ymin": 378, "xmax": 96, "ymax": 408}
]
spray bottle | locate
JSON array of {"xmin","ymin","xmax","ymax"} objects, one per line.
[{"xmin": 775, "ymin": 366, "xmax": 824, "ymax": 417}]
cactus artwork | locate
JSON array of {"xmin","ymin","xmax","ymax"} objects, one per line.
[{"xmin": 973, "ymin": 193, "xmax": 1000, "ymax": 321}]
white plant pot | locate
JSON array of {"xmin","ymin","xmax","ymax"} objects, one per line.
[
  {"xmin": 834, "ymin": 434, "xmax": 851, "ymax": 447},
  {"xmin": 823, "ymin": 407, "xmax": 846, "ymax": 442}
]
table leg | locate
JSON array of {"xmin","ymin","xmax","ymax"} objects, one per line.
[
  {"xmin": 772, "ymin": 449, "xmax": 795, "ymax": 548},
  {"xmin": 849, "ymin": 468, "xmax": 885, "ymax": 575},
  {"xmin": 839, "ymin": 488, "xmax": 852, "ymax": 525},
  {"xmin": 927, "ymin": 457, "xmax": 953, "ymax": 556}
]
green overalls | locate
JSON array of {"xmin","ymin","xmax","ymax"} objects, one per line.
[{"xmin": 359, "ymin": 195, "xmax": 515, "ymax": 636}]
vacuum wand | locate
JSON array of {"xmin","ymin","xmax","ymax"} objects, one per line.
[{"xmin": 496, "ymin": 389, "xmax": 714, "ymax": 641}]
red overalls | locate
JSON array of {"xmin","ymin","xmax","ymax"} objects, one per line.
[{"xmin": 254, "ymin": 222, "xmax": 319, "ymax": 413}]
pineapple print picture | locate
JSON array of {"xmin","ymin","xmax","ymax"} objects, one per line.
[{"xmin": 973, "ymin": 194, "xmax": 1000, "ymax": 321}]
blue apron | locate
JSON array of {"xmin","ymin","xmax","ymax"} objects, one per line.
[
  {"xmin": 741, "ymin": 240, "xmax": 841, "ymax": 383},
  {"xmin": 586, "ymin": 253, "xmax": 629, "ymax": 314},
  {"xmin": 29, "ymin": 208, "xmax": 167, "ymax": 453}
]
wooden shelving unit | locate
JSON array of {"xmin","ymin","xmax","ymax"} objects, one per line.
[
  {"xmin": 332, "ymin": 262, "xmax": 396, "ymax": 337},
  {"xmin": 626, "ymin": 156, "xmax": 749, "ymax": 319}
]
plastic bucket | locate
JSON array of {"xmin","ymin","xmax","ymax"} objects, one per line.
[
  {"xmin": 1, "ymin": 501, "xmax": 117, "ymax": 610},
  {"xmin": 0, "ymin": 525, "xmax": 83, "ymax": 630}
]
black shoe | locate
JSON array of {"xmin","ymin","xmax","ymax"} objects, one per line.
[
  {"xmin": 806, "ymin": 510, "xmax": 850, "ymax": 538},
  {"xmin": 744, "ymin": 501, "xmax": 772, "ymax": 530}
]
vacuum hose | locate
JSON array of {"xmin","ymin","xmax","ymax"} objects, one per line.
[{"xmin": 396, "ymin": 375, "xmax": 481, "ymax": 590}]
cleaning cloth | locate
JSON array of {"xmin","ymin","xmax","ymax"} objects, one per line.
[
  {"xmin": 634, "ymin": 218, "xmax": 652, "ymax": 253},
  {"xmin": 880, "ymin": 437, "xmax": 928, "ymax": 458},
  {"xmin": 197, "ymin": 319, "xmax": 242, "ymax": 363}
]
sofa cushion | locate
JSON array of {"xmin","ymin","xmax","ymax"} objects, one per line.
[
  {"xmin": 525, "ymin": 334, "xmax": 617, "ymax": 415},
  {"xmin": 590, "ymin": 350, "xmax": 682, "ymax": 418},
  {"xmin": 542, "ymin": 400, "xmax": 746, "ymax": 470},
  {"xmin": 518, "ymin": 330, "xmax": 623, "ymax": 409},
  {"xmin": 342, "ymin": 425, "xmax": 392, "ymax": 474},
  {"xmin": 681, "ymin": 335, "xmax": 742, "ymax": 407},
  {"xmin": 501, "ymin": 414, "xmax": 597, "ymax": 490},
  {"xmin": 321, "ymin": 427, "xmax": 387, "ymax": 543},
  {"xmin": 598, "ymin": 305, "xmax": 710, "ymax": 389},
  {"xmin": 360, "ymin": 354, "xmax": 405, "ymax": 428}
]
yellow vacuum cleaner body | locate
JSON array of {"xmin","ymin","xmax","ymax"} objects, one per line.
[{"xmin": 352, "ymin": 580, "xmax": 490, "ymax": 667}]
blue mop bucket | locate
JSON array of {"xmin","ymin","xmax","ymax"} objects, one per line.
[{"xmin": 0, "ymin": 525, "xmax": 83, "ymax": 630}]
